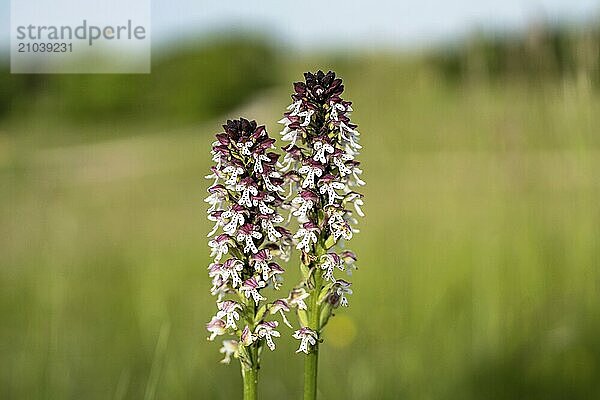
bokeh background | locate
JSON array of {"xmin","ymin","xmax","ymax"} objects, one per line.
[{"xmin": 2, "ymin": 1, "xmax": 600, "ymax": 399}]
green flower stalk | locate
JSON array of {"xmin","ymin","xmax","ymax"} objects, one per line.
[
  {"xmin": 279, "ymin": 71, "xmax": 365, "ymax": 399},
  {"xmin": 205, "ymin": 118, "xmax": 293, "ymax": 400}
]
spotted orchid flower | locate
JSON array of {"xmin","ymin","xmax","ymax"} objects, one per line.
[
  {"xmin": 287, "ymin": 287, "xmax": 310, "ymax": 310},
  {"xmin": 240, "ymin": 277, "xmax": 266, "ymax": 304},
  {"xmin": 255, "ymin": 321, "xmax": 281, "ymax": 351},
  {"xmin": 279, "ymin": 71, "xmax": 364, "ymax": 372},
  {"xmin": 236, "ymin": 177, "xmax": 258, "ymax": 208},
  {"xmin": 298, "ymin": 160, "xmax": 324, "ymax": 189},
  {"xmin": 250, "ymin": 249, "xmax": 272, "ymax": 281},
  {"xmin": 291, "ymin": 190, "xmax": 319, "ymax": 220},
  {"xmin": 293, "ymin": 221, "xmax": 320, "ymax": 252},
  {"xmin": 240, "ymin": 325, "xmax": 255, "ymax": 346},
  {"xmin": 222, "ymin": 204, "xmax": 246, "ymax": 235},
  {"xmin": 319, "ymin": 253, "xmax": 344, "ymax": 282},
  {"xmin": 205, "ymin": 118, "xmax": 293, "ymax": 385},
  {"xmin": 204, "ymin": 184, "xmax": 228, "ymax": 212},
  {"xmin": 330, "ymin": 279, "xmax": 353, "ymax": 307},
  {"xmin": 208, "ymin": 234, "xmax": 231, "ymax": 261},
  {"xmin": 236, "ymin": 223, "xmax": 262, "ymax": 254},
  {"xmin": 293, "ymin": 327, "xmax": 319, "ymax": 354},
  {"xmin": 221, "ymin": 258, "xmax": 244, "ymax": 288},
  {"xmin": 207, "ymin": 317, "xmax": 227, "ymax": 341},
  {"xmin": 216, "ymin": 300, "xmax": 242, "ymax": 329}
]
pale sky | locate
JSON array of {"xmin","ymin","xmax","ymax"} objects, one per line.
[{"xmin": 1, "ymin": 0, "xmax": 599, "ymax": 52}]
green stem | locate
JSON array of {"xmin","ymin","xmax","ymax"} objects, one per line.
[
  {"xmin": 303, "ymin": 342, "xmax": 319, "ymax": 400},
  {"xmin": 241, "ymin": 363, "xmax": 258, "ymax": 400},
  {"xmin": 304, "ymin": 265, "xmax": 322, "ymax": 400}
]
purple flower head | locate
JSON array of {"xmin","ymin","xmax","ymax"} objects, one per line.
[
  {"xmin": 206, "ymin": 118, "xmax": 291, "ymax": 364},
  {"xmin": 279, "ymin": 72, "xmax": 364, "ymax": 352},
  {"xmin": 296, "ymin": 70, "xmax": 344, "ymax": 104},
  {"xmin": 279, "ymin": 71, "xmax": 364, "ymax": 256}
]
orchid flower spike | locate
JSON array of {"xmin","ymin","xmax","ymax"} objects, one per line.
[
  {"xmin": 279, "ymin": 71, "xmax": 364, "ymax": 355},
  {"xmin": 204, "ymin": 118, "xmax": 293, "ymax": 395}
]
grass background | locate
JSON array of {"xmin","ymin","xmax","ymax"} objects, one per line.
[{"xmin": 2, "ymin": 29, "xmax": 600, "ymax": 399}]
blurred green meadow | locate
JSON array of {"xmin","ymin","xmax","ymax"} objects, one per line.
[{"xmin": 2, "ymin": 26, "xmax": 600, "ymax": 399}]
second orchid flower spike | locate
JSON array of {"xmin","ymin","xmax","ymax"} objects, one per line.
[{"xmin": 279, "ymin": 70, "xmax": 365, "ymax": 400}]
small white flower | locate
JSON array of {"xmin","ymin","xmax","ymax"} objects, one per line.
[
  {"xmin": 206, "ymin": 317, "xmax": 227, "ymax": 341},
  {"xmin": 235, "ymin": 179, "xmax": 258, "ymax": 208},
  {"xmin": 255, "ymin": 321, "xmax": 281, "ymax": 351},
  {"xmin": 252, "ymin": 193, "xmax": 275, "ymax": 215},
  {"xmin": 313, "ymin": 140, "xmax": 335, "ymax": 164},
  {"xmin": 219, "ymin": 340, "xmax": 239, "ymax": 364},
  {"xmin": 241, "ymin": 325, "xmax": 255, "ymax": 346},
  {"xmin": 327, "ymin": 209, "xmax": 353, "ymax": 241},
  {"xmin": 333, "ymin": 152, "xmax": 354, "ymax": 176},
  {"xmin": 298, "ymin": 164, "xmax": 323, "ymax": 189},
  {"xmin": 263, "ymin": 171, "xmax": 284, "ymax": 193},
  {"xmin": 319, "ymin": 253, "xmax": 344, "ymax": 282},
  {"xmin": 287, "ymin": 100, "xmax": 302, "ymax": 116},
  {"xmin": 216, "ymin": 300, "xmax": 242, "ymax": 329},
  {"xmin": 260, "ymin": 214, "xmax": 284, "ymax": 242},
  {"xmin": 253, "ymin": 153, "xmax": 270, "ymax": 174},
  {"xmin": 240, "ymin": 277, "xmax": 266, "ymax": 304},
  {"xmin": 288, "ymin": 288, "xmax": 310, "ymax": 310},
  {"xmin": 222, "ymin": 206, "xmax": 246, "ymax": 235},
  {"xmin": 237, "ymin": 225, "xmax": 262, "ymax": 254},
  {"xmin": 351, "ymin": 166, "xmax": 365, "ymax": 187},
  {"xmin": 345, "ymin": 193, "xmax": 365, "ymax": 217},
  {"xmin": 208, "ymin": 235, "xmax": 230, "ymax": 261},
  {"xmin": 204, "ymin": 185, "xmax": 227, "ymax": 213},
  {"xmin": 333, "ymin": 280, "xmax": 353, "ymax": 307},
  {"xmin": 281, "ymin": 126, "xmax": 300, "ymax": 147},
  {"xmin": 251, "ymin": 249, "xmax": 272, "ymax": 281},
  {"xmin": 329, "ymin": 102, "xmax": 347, "ymax": 121},
  {"xmin": 205, "ymin": 168, "xmax": 222, "ymax": 187},
  {"xmin": 207, "ymin": 211, "xmax": 225, "ymax": 237},
  {"xmin": 223, "ymin": 165, "xmax": 245, "ymax": 186},
  {"xmin": 293, "ymin": 223, "xmax": 319, "ymax": 253},
  {"xmin": 339, "ymin": 122, "xmax": 362, "ymax": 150},
  {"xmin": 318, "ymin": 180, "xmax": 345, "ymax": 206},
  {"xmin": 235, "ymin": 140, "xmax": 253, "ymax": 156},
  {"xmin": 354, "ymin": 197, "xmax": 365, "ymax": 217},
  {"xmin": 270, "ymin": 299, "xmax": 292, "ymax": 328},
  {"xmin": 298, "ymin": 109, "xmax": 314, "ymax": 127},
  {"xmin": 292, "ymin": 196, "xmax": 313, "ymax": 220},
  {"xmin": 293, "ymin": 327, "xmax": 318, "ymax": 354},
  {"xmin": 221, "ymin": 258, "xmax": 244, "ymax": 288}
]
